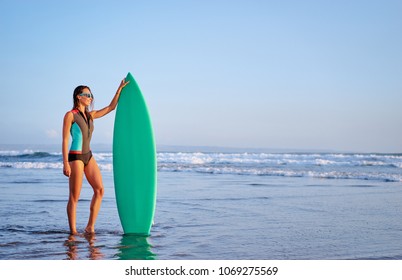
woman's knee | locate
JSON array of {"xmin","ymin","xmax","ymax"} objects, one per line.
[
  {"xmin": 94, "ymin": 186, "xmax": 104, "ymax": 197},
  {"xmin": 68, "ymin": 183, "xmax": 82, "ymax": 203},
  {"xmin": 68, "ymin": 195, "xmax": 80, "ymax": 204}
]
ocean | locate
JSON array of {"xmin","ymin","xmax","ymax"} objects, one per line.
[{"xmin": 1, "ymin": 145, "xmax": 402, "ymax": 260}]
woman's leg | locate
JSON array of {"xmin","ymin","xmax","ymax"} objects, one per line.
[
  {"xmin": 84, "ymin": 157, "xmax": 104, "ymax": 233},
  {"xmin": 67, "ymin": 160, "xmax": 84, "ymax": 235}
]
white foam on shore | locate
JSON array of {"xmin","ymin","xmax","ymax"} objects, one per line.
[{"xmin": 1, "ymin": 150, "xmax": 401, "ymax": 182}]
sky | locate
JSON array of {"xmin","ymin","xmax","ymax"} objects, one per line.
[{"xmin": 0, "ymin": 0, "xmax": 401, "ymax": 153}]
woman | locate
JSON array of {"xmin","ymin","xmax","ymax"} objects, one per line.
[{"xmin": 62, "ymin": 78, "xmax": 129, "ymax": 235}]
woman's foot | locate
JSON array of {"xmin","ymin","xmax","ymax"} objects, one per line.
[{"xmin": 84, "ymin": 227, "xmax": 95, "ymax": 235}]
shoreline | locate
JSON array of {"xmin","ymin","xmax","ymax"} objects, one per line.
[{"xmin": 1, "ymin": 143, "xmax": 401, "ymax": 154}]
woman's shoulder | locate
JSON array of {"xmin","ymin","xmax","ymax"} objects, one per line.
[
  {"xmin": 89, "ymin": 110, "xmax": 96, "ymax": 119},
  {"xmin": 63, "ymin": 111, "xmax": 75, "ymax": 127},
  {"xmin": 64, "ymin": 110, "xmax": 75, "ymax": 120},
  {"xmin": 65, "ymin": 109, "xmax": 79, "ymax": 116}
]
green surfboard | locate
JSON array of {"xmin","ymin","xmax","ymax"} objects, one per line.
[{"xmin": 113, "ymin": 72, "xmax": 157, "ymax": 235}]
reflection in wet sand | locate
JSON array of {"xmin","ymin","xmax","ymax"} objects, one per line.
[
  {"xmin": 84, "ymin": 233, "xmax": 104, "ymax": 260},
  {"xmin": 64, "ymin": 233, "xmax": 104, "ymax": 260},
  {"xmin": 64, "ymin": 234, "xmax": 78, "ymax": 260},
  {"xmin": 115, "ymin": 234, "xmax": 156, "ymax": 260}
]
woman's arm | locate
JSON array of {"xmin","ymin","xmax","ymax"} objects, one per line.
[
  {"xmin": 62, "ymin": 111, "xmax": 73, "ymax": 177},
  {"xmin": 90, "ymin": 78, "xmax": 129, "ymax": 119}
]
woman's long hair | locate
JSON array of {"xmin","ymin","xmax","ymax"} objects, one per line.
[{"xmin": 72, "ymin": 85, "xmax": 94, "ymax": 119}]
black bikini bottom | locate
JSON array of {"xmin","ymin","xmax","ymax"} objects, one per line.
[{"xmin": 68, "ymin": 151, "xmax": 93, "ymax": 166}]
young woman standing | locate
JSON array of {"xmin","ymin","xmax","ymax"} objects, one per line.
[{"xmin": 62, "ymin": 78, "xmax": 129, "ymax": 235}]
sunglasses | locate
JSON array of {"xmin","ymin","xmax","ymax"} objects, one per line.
[{"xmin": 79, "ymin": 93, "xmax": 94, "ymax": 99}]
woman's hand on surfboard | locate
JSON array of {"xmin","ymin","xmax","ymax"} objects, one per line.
[{"xmin": 118, "ymin": 78, "xmax": 130, "ymax": 92}]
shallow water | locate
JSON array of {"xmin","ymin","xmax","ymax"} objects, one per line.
[{"xmin": 1, "ymin": 149, "xmax": 402, "ymax": 259}]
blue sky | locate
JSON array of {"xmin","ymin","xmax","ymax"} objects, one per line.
[{"xmin": 0, "ymin": 0, "xmax": 401, "ymax": 152}]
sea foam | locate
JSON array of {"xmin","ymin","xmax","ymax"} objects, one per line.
[{"xmin": 1, "ymin": 150, "xmax": 401, "ymax": 182}]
